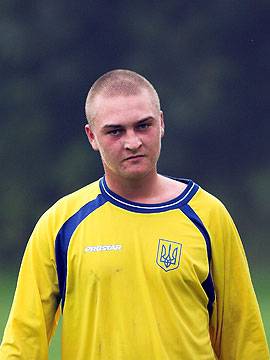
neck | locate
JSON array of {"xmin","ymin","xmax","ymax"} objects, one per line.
[
  {"xmin": 104, "ymin": 171, "xmax": 187, "ymax": 204},
  {"xmin": 104, "ymin": 171, "xmax": 161, "ymax": 202}
]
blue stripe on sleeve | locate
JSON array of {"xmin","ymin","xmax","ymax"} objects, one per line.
[
  {"xmin": 180, "ymin": 204, "xmax": 215, "ymax": 318},
  {"xmin": 55, "ymin": 194, "xmax": 107, "ymax": 309}
]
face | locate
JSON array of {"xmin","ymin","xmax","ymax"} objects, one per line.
[{"xmin": 85, "ymin": 90, "xmax": 164, "ymax": 182}]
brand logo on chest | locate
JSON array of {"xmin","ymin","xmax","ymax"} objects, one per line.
[
  {"xmin": 84, "ymin": 244, "xmax": 122, "ymax": 253},
  {"xmin": 156, "ymin": 239, "xmax": 182, "ymax": 271}
]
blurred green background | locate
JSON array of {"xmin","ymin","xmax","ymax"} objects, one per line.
[{"xmin": 0, "ymin": 0, "xmax": 269, "ymax": 356}]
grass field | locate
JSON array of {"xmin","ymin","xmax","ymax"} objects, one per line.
[{"xmin": 0, "ymin": 271, "xmax": 269, "ymax": 358}]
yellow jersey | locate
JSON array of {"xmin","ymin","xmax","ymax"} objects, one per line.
[{"xmin": 0, "ymin": 177, "xmax": 269, "ymax": 359}]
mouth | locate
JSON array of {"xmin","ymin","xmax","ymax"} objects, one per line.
[{"xmin": 124, "ymin": 155, "xmax": 145, "ymax": 161}]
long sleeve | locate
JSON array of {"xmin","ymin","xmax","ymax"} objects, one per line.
[
  {"xmin": 0, "ymin": 214, "xmax": 60, "ymax": 360},
  {"xmin": 207, "ymin": 200, "xmax": 269, "ymax": 359}
]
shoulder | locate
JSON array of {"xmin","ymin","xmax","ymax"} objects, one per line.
[
  {"xmin": 189, "ymin": 184, "xmax": 242, "ymax": 251},
  {"xmin": 34, "ymin": 179, "xmax": 102, "ymax": 235},
  {"xmin": 52, "ymin": 178, "xmax": 101, "ymax": 212},
  {"xmin": 191, "ymin": 185, "xmax": 229, "ymax": 214},
  {"xmin": 189, "ymin": 184, "xmax": 236, "ymax": 232}
]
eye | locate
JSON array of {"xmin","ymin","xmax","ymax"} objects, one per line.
[
  {"xmin": 137, "ymin": 123, "xmax": 150, "ymax": 130},
  {"xmin": 107, "ymin": 129, "xmax": 122, "ymax": 136}
]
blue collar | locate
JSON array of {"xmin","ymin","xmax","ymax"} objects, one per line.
[{"xmin": 99, "ymin": 176, "xmax": 199, "ymax": 213}]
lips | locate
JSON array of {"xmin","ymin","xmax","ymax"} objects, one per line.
[{"xmin": 124, "ymin": 155, "xmax": 145, "ymax": 161}]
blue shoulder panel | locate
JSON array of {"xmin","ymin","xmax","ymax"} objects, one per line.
[
  {"xmin": 180, "ymin": 204, "xmax": 215, "ymax": 318},
  {"xmin": 55, "ymin": 194, "xmax": 107, "ymax": 309}
]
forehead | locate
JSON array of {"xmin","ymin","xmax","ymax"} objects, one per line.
[{"xmin": 93, "ymin": 91, "xmax": 157, "ymax": 125}]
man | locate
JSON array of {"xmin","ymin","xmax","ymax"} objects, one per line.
[{"xmin": 0, "ymin": 69, "xmax": 269, "ymax": 359}]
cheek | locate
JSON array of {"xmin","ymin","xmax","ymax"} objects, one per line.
[
  {"xmin": 98, "ymin": 142, "xmax": 119, "ymax": 163},
  {"xmin": 150, "ymin": 139, "xmax": 162, "ymax": 162},
  {"xmin": 151, "ymin": 136, "xmax": 162, "ymax": 152}
]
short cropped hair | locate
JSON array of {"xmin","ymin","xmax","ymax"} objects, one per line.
[{"xmin": 85, "ymin": 69, "xmax": 160, "ymax": 124}]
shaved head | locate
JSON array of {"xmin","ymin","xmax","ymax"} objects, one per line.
[{"xmin": 85, "ymin": 69, "xmax": 160, "ymax": 125}]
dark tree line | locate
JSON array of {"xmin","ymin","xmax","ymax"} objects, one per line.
[{"xmin": 1, "ymin": 1, "xmax": 269, "ymax": 271}]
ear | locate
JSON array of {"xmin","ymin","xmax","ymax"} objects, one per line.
[
  {"xmin": 160, "ymin": 111, "xmax": 165, "ymax": 138},
  {"xmin": 85, "ymin": 124, "xmax": 99, "ymax": 151}
]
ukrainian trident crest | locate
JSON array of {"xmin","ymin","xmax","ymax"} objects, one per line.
[{"xmin": 156, "ymin": 239, "xmax": 182, "ymax": 272}]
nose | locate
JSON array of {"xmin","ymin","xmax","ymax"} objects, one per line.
[{"xmin": 123, "ymin": 130, "xmax": 142, "ymax": 151}]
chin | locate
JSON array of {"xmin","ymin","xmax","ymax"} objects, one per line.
[{"xmin": 120, "ymin": 168, "xmax": 153, "ymax": 181}]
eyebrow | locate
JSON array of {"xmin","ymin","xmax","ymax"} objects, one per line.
[{"xmin": 102, "ymin": 117, "xmax": 154, "ymax": 130}]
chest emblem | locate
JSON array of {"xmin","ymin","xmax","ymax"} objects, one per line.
[{"xmin": 156, "ymin": 239, "xmax": 182, "ymax": 272}]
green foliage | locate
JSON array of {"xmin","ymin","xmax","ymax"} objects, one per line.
[{"xmin": 0, "ymin": 2, "xmax": 269, "ymax": 270}]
